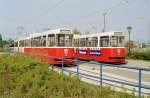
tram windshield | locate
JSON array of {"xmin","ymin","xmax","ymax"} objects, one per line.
[
  {"xmin": 110, "ymin": 36, "xmax": 124, "ymax": 47},
  {"xmin": 56, "ymin": 34, "xmax": 73, "ymax": 47}
]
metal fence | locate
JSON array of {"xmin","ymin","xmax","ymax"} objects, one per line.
[{"xmin": 50, "ymin": 57, "xmax": 150, "ymax": 98}]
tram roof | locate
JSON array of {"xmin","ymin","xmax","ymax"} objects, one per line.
[
  {"xmin": 74, "ymin": 31, "xmax": 123, "ymax": 39},
  {"xmin": 29, "ymin": 28, "xmax": 72, "ymax": 38},
  {"xmin": 15, "ymin": 36, "xmax": 31, "ymax": 41}
]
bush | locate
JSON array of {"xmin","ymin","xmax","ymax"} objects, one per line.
[
  {"xmin": 0, "ymin": 48, "xmax": 3, "ymax": 52},
  {"xmin": 0, "ymin": 54, "xmax": 145, "ymax": 98},
  {"xmin": 127, "ymin": 50, "xmax": 150, "ymax": 61}
]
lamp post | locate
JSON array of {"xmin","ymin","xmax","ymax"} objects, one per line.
[
  {"xmin": 102, "ymin": 12, "xmax": 107, "ymax": 32},
  {"xmin": 126, "ymin": 26, "xmax": 132, "ymax": 55}
]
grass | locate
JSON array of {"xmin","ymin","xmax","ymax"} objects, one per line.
[{"xmin": 0, "ymin": 54, "xmax": 147, "ymax": 98}]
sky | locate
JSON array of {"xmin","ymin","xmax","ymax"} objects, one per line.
[{"xmin": 0, "ymin": 0, "xmax": 150, "ymax": 42}]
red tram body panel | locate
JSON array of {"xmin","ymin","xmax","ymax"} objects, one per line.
[
  {"xmin": 24, "ymin": 47, "xmax": 74, "ymax": 64},
  {"xmin": 75, "ymin": 47, "xmax": 125, "ymax": 63}
]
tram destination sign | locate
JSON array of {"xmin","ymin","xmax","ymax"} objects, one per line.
[
  {"xmin": 78, "ymin": 50, "xmax": 87, "ymax": 54},
  {"xmin": 89, "ymin": 50, "xmax": 101, "ymax": 56}
]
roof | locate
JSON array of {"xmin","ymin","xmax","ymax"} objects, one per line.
[
  {"xmin": 74, "ymin": 31, "xmax": 123, "ymax": 39},
  {"xmin": 17, "ymin": 28, "xmax": 72, "ymax": 40},
  {"xmin": 29, "ymin": 28, "xmax": 72, "ymax": 38}
]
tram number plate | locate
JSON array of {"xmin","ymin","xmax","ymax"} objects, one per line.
[{"xmin": 89, "ymin": 50, "xmax": 101, "ymax": 56}]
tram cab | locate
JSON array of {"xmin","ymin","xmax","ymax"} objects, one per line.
[{"xmin": 74, "ymin": 31, "xmax": 126, "ymax": 63}]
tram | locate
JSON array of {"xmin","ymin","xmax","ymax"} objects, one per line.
[
  {"xmin": 14, "ymin": 28, "xmax": 74, "ymax": 65},
  {"xmin": 14, "ymin": 28, "xmax": 126, "ymax": 64},
  {"xmin": 74, "ymin": 32, "xmax": 126, "ymax": 63}
]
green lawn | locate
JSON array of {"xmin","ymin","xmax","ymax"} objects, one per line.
[{"xmin": 0, "ymin": 54, "xmax": 145, "ymax": 98}]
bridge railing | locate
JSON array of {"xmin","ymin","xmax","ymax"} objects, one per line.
[{"xmin": 50, "ymin": 56, "xmax": 150, "ymax": 98}]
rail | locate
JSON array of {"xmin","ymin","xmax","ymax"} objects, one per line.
[{"xmin": 50, "ymin": 56, "xmax": 150, "ymax": 98}]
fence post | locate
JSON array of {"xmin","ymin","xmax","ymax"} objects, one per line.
[
  {"xmin": 100, "ymin": 63, "xmax": 103, "ymax": 89},
  {"xmin": 138, "ymin": 69, "xmax": 142, "ymax": 98},
  {"xmin": 61, "ymin": 58, "xmax": 64, "ymax": 74},
  {"xmin": 77, "ymin": 65, "xmax": 79, "ymax": 78}
]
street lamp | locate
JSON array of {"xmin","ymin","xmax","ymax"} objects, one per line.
[{"xmin": 126, "ymin": 26, "xmax": 132, "ymax": 54}]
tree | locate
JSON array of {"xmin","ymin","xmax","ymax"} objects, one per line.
[
  {"xmin": 125, "ymin": 41, "xmax": 136, "ymax": 50},
  {"xmin": 73, "ymin": 29, "xmax": 81, "ymax": 35},
  {"xmin": 0, "ymin": 33, "xmax": 3, "ymax": 48},
  {"xmin": 126, "ymin": 26, "xmax": 132, "ymax": 54}
]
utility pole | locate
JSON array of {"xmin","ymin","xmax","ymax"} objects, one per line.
[
  {"xmin": 102, "ymin": 12, "xmax": 107, "ymax": 32},
  {"xmin": 126, "ymin": 26, "xmax": 132, "ymax": 55}
]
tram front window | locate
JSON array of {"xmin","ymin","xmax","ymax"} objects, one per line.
[
  {"xmin": 110, "ymin": 36, "xmax": 124, "ymax": 47},
  {"xmin": 57, "ymin": 34, "xmax": 73, "ymax": 47},
  {"xmin": 118, "ymin": 36, "xmax": 124, "ymax": 47},
  {"xmin": 65, "ymin": 34, "xmax": 73, "ymax": 46},
  {"xmin": 111, "ymin": 36, "xmax": 118, "ymax": 47}
]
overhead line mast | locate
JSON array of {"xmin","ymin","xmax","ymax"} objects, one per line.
[{"xmin": 102, "ymin": 12, "xmax": 107, "ymax": 32}]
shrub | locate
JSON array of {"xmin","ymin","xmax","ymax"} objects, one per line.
[
  {"xmin": 127, "ymin": 50, "xmax": 150, "ymax": 61},
  {"xmin": 0, "ymin": 54, "xmax": 143, "ymax": 98}
]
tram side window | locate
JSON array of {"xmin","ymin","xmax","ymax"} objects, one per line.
[
  {"xmin": 48, "ymin": 34, "xmax": 55, "ymax": 47},
  {"xmin": 65, "ymin": 34, "xmax": 73, "ymax": 47},
  {"xmin": 31, "ymin": 38, "xmax": 40, "ymax": 47},
  {"xmin": 24, "ymin": 39, "xmax": 30, "ymax": 47},
  {"xmin": 86, "ymin": 37, "xmax": 92, "ymax": 47},
  {"xmin": 27, "ymin": 39, "xmax": 31, "ymax": 47},
  {"xmin": 19, "ymin": 40, "xmax": 24, "ymax": 47},
  {"xmin": 100, "ymin": 36, "xmax": 109, "ymax": 47},
  {"xmin": 86, "ymin": 37, "xmax": 98, "ymax": 47},
  {"xmin": 14, "ymin": 42, "xmax": 18, "ymax": 47},
  {"xmin": 91, "ymin": 37, "xmax": 98, "ymax": 47},
  {"xmin": 57, "ymin": 34, "xmax": 65, "ymax": 46},
  {"xmin": 40, "ymin": 36, "xmax": 46, "ymax": 47},
  {"xmin": 74, "ymin": 39, "xmax": 80, "ymax": 47},
  {"xmin": 80, "ymin": 38, "xmax": 86, "ymax": 47}
]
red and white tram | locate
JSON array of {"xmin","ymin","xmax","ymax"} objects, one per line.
[
  {"xmin": 74, "ymin": 32, "xmax": 126, "ymax": 63},
  {"xmin": 14, "ymin": 28, "xmax": 126, "ymax": 64},
  {"xmin": 14, "ymin": 28, "xmax": 74, "ymax": 65}
]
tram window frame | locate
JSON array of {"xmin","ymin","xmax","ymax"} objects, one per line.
[
  {"xmin": 57, "ymin": 34, "xmax": 65, "ymax": 47},
  {"xmin": 31, "ymin": 37, "xmax": 40, "ymax": 47},
  {"xmin": 56, "ymin": 34, "xmax": 73, "ymax": 47},
  {"xmin": 65, "ymin": 34, "xmax": 73, "ymax": 47},
  {"xmin": 110, "ymin": 36, "xmax": 118, "ymax": 47},
  {"xmin": 118, "ymin": 36, "xmax": 124, "ymax": 47},
  {"xmin": 110, "ymin": 36, "xmax": 124, "ymax": 47},
  {"xmin": 79, "ymin": 38, "xmax": 86, "ymax": 47},
  {"xmin": 40, "ymin": 36, "xmax": 46, "ymax": 47},
  {"xmin": 19, "ymin": 40, "xmax": 25, "ymax": 47},
  {"xmin": 48, "ymin": 34, "xmax": 55, "ymax": 47},
  {"xmin": 86, "ymin": 37, "xmax": 92, "ymax": 47},
  {"xmin": 74, "ymin": 39, "xmax": 80, "ymax": 47},
  {"xmin": 91, "ymin": 37, "xmax": 98, "ymax": 47},
  {"xmin": 100, "ymin": 36, "xmax": 109, "ymax": 47},
  {"xmin": 14, "ymin": 42, "xmax": 18, "ymax": 47}
]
